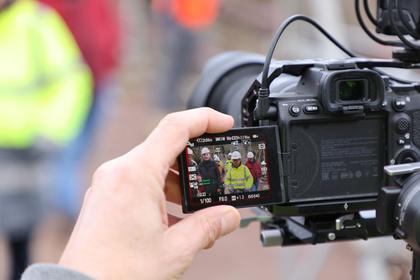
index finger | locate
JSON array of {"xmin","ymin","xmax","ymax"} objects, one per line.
[{"xmin": 131, "ymin": 107, "xmax": 234, "ymax": 169}]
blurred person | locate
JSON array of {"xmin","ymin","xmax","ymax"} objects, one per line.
[
  {"xmin": 38, "ymin": 0, "xmax": 121, "ymax": 219},
  {"xmin": 0, "ymin": 0, "xmax": 92, "ymax": 279},
  {"xmin": 245, "ymin": 151, "xmax": 262, "ymax": 192},
  {"xmin": 225, "ymin": 152, "xmax": 232, "ymax": 171},
  {"xmin": 224, "ymin": 151, "xmax": 253, "ymax": 194},
  {"xmin": 151, "ymin": 0, "xmax": 220, "ymax": 110},
  {"xmin": 197, "ymin": 147, "xmax": 221, "ymax": 196},
  {"xmin": 21, "ymin": 108, "xmax": 241, "ymax": 280},
  {"xmin": 213, "ymin": 154, "xmax": 226, "ymax": 183},
  {"xmin": 214, "ymin": 154, "xmax": 226, "ymax": 195},
  {"xmin": 261, "ymin": 160, "xmax": 267, "ymax": 176},
  {"xmin": 259, "ymin": 160, "xmax": 270, "ymax": 191}
]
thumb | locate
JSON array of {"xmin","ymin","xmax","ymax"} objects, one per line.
[{"xmin": 165, "ymin": 206, "xmax": 240, "ymax": 255}]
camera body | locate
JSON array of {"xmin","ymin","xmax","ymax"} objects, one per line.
[
  {"xmin": 245, "ymin": 59, "xmax": 420, "ymax": 216},
  {"xmin": 190, "ymin": 53, "xmax": 420, "ymax": 218},
  {"xmin": 185, "ymin": 4, "xmax": 420, "ymax": 270}
]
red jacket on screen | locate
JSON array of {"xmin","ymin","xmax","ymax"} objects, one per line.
[{"xmin": 245, "ymin": 160, "xmax": 262, "ymax": 183}]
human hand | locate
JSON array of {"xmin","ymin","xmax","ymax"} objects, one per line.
[{"xmin": 58, "ymin": 108, "xmax": 241, "ymax": 280}]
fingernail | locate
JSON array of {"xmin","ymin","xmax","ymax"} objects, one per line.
[{"xmin": 220, "ymin": 208, "xmax": 240, "ymax": 236}]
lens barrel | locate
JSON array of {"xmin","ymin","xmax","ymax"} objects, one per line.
[
  {"xmin": 189, "ymin": 52, "xmax": 265, "ymax": 124},
  {"xmin": 396, "ymin": 172, "xmax": 420, "ymax": 252}
]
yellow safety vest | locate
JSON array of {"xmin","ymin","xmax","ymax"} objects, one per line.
[
  {"xmin": 225, "ymin": 159, "xmax": 232, "ymax": 172},
  {"xmin": 0, "ymin": 0, "xmax": 92, "ymax": 148},
  {"xmin": 225, "ymin": 164, "xmax": 253, "ymax": 190}
]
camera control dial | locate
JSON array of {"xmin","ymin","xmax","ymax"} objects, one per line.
[
  {"xmin": 396, "ymin": 150, "xmax": 420, "ymax": 165},
  {"xmin": 392, "ymin": 112, "xmax": 411, "ymax": 135},
  {"xmin": 396, "ymin": 118, "xmax": 411, "ymax": 134}
]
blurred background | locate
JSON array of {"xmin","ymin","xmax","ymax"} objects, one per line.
[{"xmin": 0, "ymin": 0, "xmax": 417, "ymax": 279}]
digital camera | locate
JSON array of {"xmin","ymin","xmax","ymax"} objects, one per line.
[
  {"xmin": 178, "ymin": 2, "xmax": 420, "ymax": 252},
  {"xmin": 180, "ymin": 3, "xmax": 420, "ymax": 275},
  {"xmin": 187, "ymin": 53, "xmax": 420, "ymax": 218}
]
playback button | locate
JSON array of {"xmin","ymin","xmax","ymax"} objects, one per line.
[{"xmin": 303, "ymin": 104, "xmax": 320, "ymax": 114}]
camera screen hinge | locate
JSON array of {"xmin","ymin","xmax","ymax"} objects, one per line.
[{"xmin": 281, "ymin": 152, "xmax": 290, "ymax": 176}]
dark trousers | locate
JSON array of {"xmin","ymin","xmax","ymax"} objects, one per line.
[
  {"xmin": 205, "ymin": 185, "xmax": 221, "ymax": 196},
  {"xmin": 7, "ymin": 233, "xmax": 31, "ymax": 280}
]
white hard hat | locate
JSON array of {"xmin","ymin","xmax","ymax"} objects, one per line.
[
  {"xmin": 231, "ymin": 151, "xmax": 241, "ymax": 160},
  {"xmin": 228, "ymin": 152, "xmax": 232, "ymax": 156},
  {"xmin": 187, "ymin": 148, "xmax": 193, "ymax": 155},
  {"xmin": 214, "ymin": 155, "xmax": 220, "ymax": 161},
  {"xmin": 201, "ymin": 147, "xmax": 210, "ymax": 155},
  {"xmin": 247, "ymin": 151, "xmax": 254, "ymax": 158},
  {"xmin": 261, "ymin": 161, "xmax": 266, "ymax": 165}
]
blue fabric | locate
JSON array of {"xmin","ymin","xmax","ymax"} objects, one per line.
[
  {"xmin": 21, "ymin": 264, "xmax": 94, "ymax": 280},
  {"xmin": 251, "ymin": 181, "xmax": 259, "ymax": 192},
  {"xmin": 52, "ymin": 78, "xmax": 117, "ymax": 218}
]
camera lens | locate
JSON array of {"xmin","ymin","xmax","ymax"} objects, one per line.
[{"xmin": 338, "ymin": 79, "xmax": 366, "ymax": 101}]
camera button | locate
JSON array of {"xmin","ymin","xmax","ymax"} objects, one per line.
[
  {"xmin": 289, "ymin": 105, "xmax": 301, "ymax": 116},
  {"xmin": 303, "ymin": 104, "xmax": 320, "ymax": 114},
  {"xmin": 393, "ymin": 98, "xmax": 406, "ymax": 111}
]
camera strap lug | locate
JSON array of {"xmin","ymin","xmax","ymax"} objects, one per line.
[{"xmin": 280, "ymin": 152, "xmax": 291, "ymax": 176}]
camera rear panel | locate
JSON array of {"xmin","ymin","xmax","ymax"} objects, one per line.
[
  {"xmin": 286, "ymin": 117, "xmax": 386, "ymax": 202},
  {"xmin": 271, "ymin": 87, "xmax": 420, "ymax": 215}
]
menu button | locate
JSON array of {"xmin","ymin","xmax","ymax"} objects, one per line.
[{"xmin": 304, "ymin": 105, "xmax": 320, "ymax": 114}]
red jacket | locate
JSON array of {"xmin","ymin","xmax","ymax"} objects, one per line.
[
  {"xmin": 245, "ymin": 160, "xmax": 262, "ymax": 183},
  {"xmin": 39, "ymin": 0, "xmax": 120, "ymax": 85}
]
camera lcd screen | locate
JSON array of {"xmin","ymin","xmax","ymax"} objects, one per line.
[
  {"xmin": 337, "ymin": 79, "xmax": 367, "ymax": 101},
  {"xmin": 178, "ymin": 126, "xmax": 283, "ymax": 213}
]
